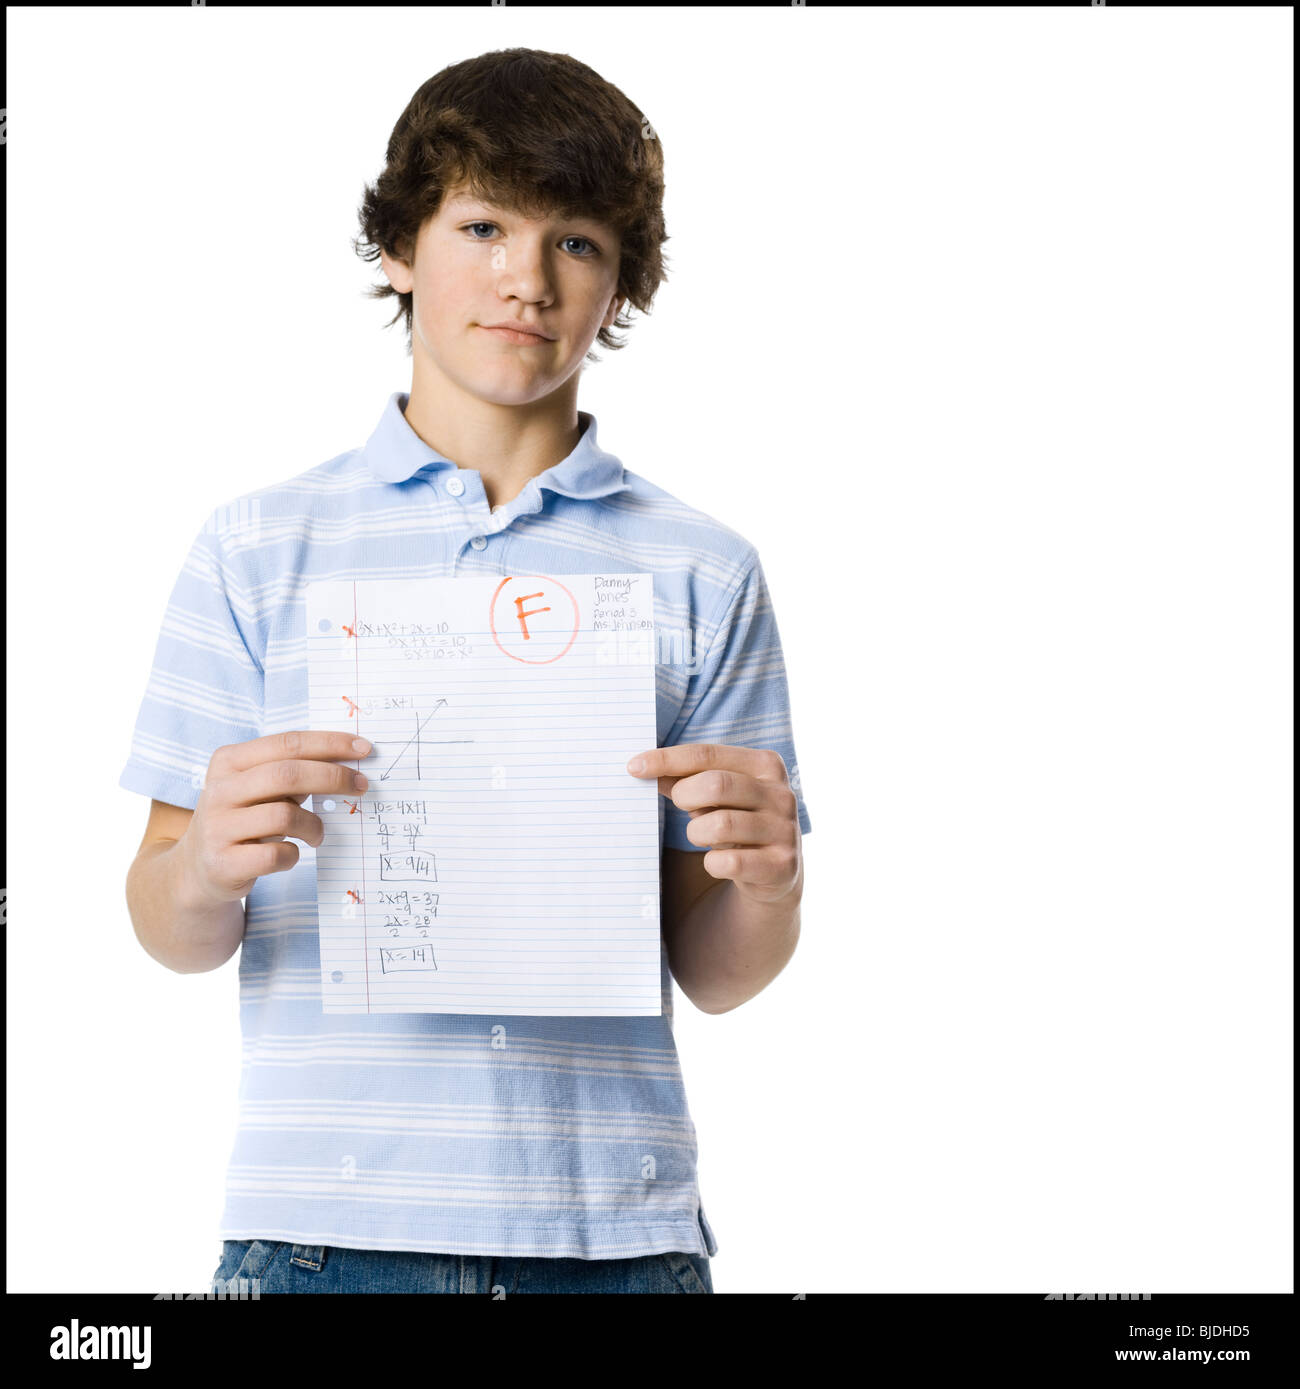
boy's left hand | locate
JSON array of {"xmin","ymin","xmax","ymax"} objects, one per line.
[{"xmin": 626, "ymin": 743, "xmax": 802, "ymax": 904}]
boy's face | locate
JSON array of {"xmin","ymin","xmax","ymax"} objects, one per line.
[{"xmin": 382, "ymin": 185, "xmax": 625, "ymax": 407}]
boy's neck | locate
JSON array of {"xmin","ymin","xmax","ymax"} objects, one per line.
[{"xmin": 401, "ymin": 367, "xmax": 584, "ymax": 512}]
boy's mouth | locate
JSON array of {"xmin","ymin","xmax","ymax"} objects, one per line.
[{"xmin": 477, "ymin": 322, "xmax": 555, "ymax": 345}]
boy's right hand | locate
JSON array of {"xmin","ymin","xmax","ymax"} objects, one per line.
[{"xmin": 175, "ymin": 731, "xmax": 371, "ymax": 909}]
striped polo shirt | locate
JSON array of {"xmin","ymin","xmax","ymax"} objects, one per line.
[{"xmin": 118, "ymin": 390, "xmax": 812, "ymax": 1259}]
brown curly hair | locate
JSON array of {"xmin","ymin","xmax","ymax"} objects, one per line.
[{"xmin": 354, "ymin": 48, "xmax": 669, "ymax": 361}]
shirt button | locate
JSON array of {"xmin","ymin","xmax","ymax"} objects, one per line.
[
  {"xmin": 445, "ymin": 476, "xmax": 465, "ymax": 497},
  {"xmin": 470, "ymin": 535, "xmax": 487, "ymax": 550}
]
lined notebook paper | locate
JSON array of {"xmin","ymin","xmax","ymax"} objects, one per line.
[{"xmin": 304, "ymin": 574, "xmax": 661, "ymax": 1015}]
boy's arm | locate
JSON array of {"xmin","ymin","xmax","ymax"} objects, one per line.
[
  {"xmin": 119, "ymin": 510, "xmax": 265, "ymax": 972},
  {"xmin": 642, "ymin": 553, "xmax": 810, "ymax": 1012},
  {"xmin": 124, "ymin": 735, "xmax": 367, "ymax": 975},
  {"xmin": 126, "ymin": 801, "xmax": 246, "ymax": 974},
  {"xmin": 647, "ymin": 742, "xmax": 805, "ymax": 1015},
  {"xmin": 661, "ymin": 846, "xmax": 802, "ymax": 1015}
]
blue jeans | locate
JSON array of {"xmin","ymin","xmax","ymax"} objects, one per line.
[{"xmin": 210, "ymin": 1239, "xmax": 713, "ymax": 1294}]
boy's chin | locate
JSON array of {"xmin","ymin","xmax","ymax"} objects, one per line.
[
  {"xmin": 466, "ymin": 381, "xmax": 559, "ymax": 408},
  {"xmin": 461, "ymin": 366, "xmax": 579, "ymax": 407}
]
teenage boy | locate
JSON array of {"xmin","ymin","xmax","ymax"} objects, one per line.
[{"xmin": 122, "ymin": 48, "xmax": 810, "ymax": 1296}]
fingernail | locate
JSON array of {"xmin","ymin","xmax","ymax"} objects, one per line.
[
  {"xmin": 627, "ymin": 756, "xmax": 646, "ymax": 774},
  {"xmin": 354, "ymin": 773, "xmax": 369, "ymax": 791},
  {"xmin": 352, "ymin": 738, "xmax": 372, "ymax": 755}
]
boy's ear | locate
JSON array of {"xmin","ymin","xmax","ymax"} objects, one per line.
[
  {"xmin": 381, "ymin": 246, "xmax": 414, "ymax": 294},
  {"xmin": 603, "ymin": 294, "xmax": 626, "ymax": 329}
]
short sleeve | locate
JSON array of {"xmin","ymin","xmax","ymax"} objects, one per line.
[
  {"xmin": 662, "ymin": 554, "xmax": 811, "ymax": 852},
  {"xmin": 118, "ymin": 514, "xmax": 265, "ymax": 811}
]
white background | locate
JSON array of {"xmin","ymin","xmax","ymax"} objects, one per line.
[{"xmin": 6, "ymin": 6, "xmax": 1292, "ymax": 1293}]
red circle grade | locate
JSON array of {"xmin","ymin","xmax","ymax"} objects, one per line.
[{"xmin": 488, "ymin": 574, "xmax": 581, "ymax": 664}]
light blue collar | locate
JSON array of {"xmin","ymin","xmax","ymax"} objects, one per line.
[{"xmin": 362, "ymin": 391, "xmax": 628, "ymax": 500}]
